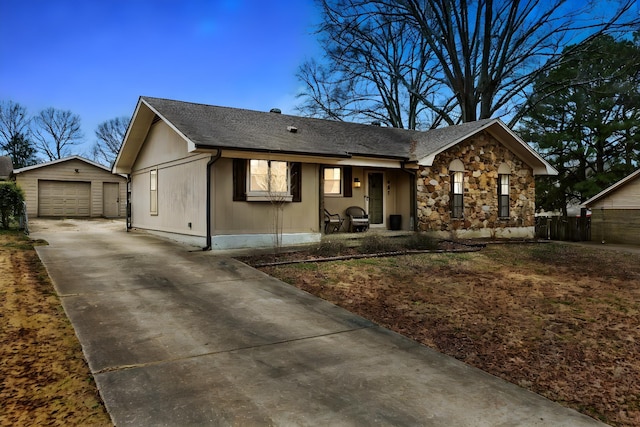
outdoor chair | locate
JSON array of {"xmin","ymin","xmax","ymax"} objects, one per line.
[
  {"xmin": 324, "ymin": 209, "xmax": 345, "ymax": 233},
  {"xmin": 346, "ymin": 206, "xmax": 369, "ymax": 232}
]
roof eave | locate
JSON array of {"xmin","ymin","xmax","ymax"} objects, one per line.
[{"xmin": 14, "ymin": 155, "xmax": 111, "ymax": 174}]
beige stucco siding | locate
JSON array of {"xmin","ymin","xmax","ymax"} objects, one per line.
[
  {"xmin": 213, "ymin": 158, "xmax": 320, "ymax": 234},
  {"xmin": 131, "ymin": 156, "xmax": 209, "ymax": 235},
  {"xmin": 133, "ymin": 120, "xmax": 193, "ymax": 170},
  {"xmin": 15, "ymin": 158, "xmax": 126, "ymax": 218},
  {"xmin": 130, "ymin": 121, "xmax": 210, "ymax": 236}
]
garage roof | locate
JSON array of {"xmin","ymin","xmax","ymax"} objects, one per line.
[{"xmin": 13, "ymin": 156, "xmax": 113, "ymax": 174}]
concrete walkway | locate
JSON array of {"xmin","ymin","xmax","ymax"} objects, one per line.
[{"xmin": 32, "ymin": 220, "xmax": 606, "ymax": 426}]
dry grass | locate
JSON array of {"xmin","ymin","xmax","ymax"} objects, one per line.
[
  {"xmin": 0, "ymin": 230, "xmax": 111, "ymax": 427},
  {"xmin": 258, "ymin": 243, "xmax": 640, "ymax": 426}
]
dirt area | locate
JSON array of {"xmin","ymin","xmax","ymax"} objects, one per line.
[
  {"xmin": 252, "ymin": 243, "xmax": 640, "ymax": 426},
  {"xmin": 0, "ymin": 229, "xmax": 111, "ymax": 426}
]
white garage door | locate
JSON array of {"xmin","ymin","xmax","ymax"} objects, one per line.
[{"xmin": 38, "ymin": 180, "xmax": 91, "ymax": 217}]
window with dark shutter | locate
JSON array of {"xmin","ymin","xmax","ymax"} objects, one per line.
[
  {"xmin": 291, "ymin": 162, "xmax": 302, "ymax": 202},
  {"xmin": 232, "ymin": 158, "xmax": 247, "ymax": 201},
  {"xmin": 343, "ymin": 166, "xmax": 353, "ymax": 198}
]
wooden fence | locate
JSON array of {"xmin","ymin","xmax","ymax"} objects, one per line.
[{"xmin": 535, "ymin": 215, "xmax": 591, "ymax": 241}]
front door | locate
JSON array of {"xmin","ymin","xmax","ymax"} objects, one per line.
[{"xmin": 368, "ymin": 172, "xmax": 383, "ymax": 224}]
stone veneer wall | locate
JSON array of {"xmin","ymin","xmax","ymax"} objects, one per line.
[{"xmin": 416, "ymin": 131, "xmax": 536, "ymax": 234}]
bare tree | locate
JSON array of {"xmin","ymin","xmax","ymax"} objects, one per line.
[
  {"xmin": 92, "ymin": 116, "xmax": 130, "ymax": 167},
  {"xmin": 298, "ymin": 1, "xmax": 443, "ymax": 129},
  {"xmin": 32, "ymin": 108, "xmax": 83, "ymax": 161},
  {"xmin": 0, "ymin": 100, "xmax": 31, "ymax": 146},
  {"xmin": 0, "ymin": 100, "xmax": 37, "ymax": 167},
  {"xmin": 299, "ymin": 0, "xmax": 640, "ymax": 127}
]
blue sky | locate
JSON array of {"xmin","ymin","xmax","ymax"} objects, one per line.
[{"xmin": 0, "ymin": 0, "xmax": 321, "ymax": 155}]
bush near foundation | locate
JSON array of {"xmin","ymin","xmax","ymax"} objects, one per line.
[{"xmin": 0, "ymin": 181, "xmax": 24, "ymax": 229}]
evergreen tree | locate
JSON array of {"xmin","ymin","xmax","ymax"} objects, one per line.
[
  {"xmin": 519, "ymin": 35, "xmax": 640, "ymax": 212},
  {"xmin": 2, "ymin": 133, "xmax": 37, "ymax": 168}
]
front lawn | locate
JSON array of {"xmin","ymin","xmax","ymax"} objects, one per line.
[{"xmin": 255, "ymin": 243, "xmax": 640, "ymax": 426}]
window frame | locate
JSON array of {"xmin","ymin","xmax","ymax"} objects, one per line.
[
  {"xmin": 451, "ymin": 171, "xmax": 464, "ymax": 219},
  {"xmin": 323, "ymin": 166, "xmax": 343, "ymax": 196},
  {"xmin": 150, "ymin": 168, "xmax": 158, "ymax": 215},
  {"xmin": 498, "ymin": 173, "xmax": 510, "ymax": 218},
  {"xmin": 246, "ymin": 159, "xmax": 293, "ymax": 202}
]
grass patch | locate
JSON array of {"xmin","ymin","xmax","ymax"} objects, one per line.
[{"xmin": 259, "ymin": 243, "xmax": 640, "ymax": 426}]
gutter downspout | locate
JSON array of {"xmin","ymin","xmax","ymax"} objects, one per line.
[
  {"xmin": 126, "ymin": 174, "xmax": 132, "ymax": 231},
  {"xmin": 203, "ymin": 151, "xmax": 222, "ymax": 251},
  {"xmin": 401, "ymin": 163, "xmax": 417, "ymax": 231}
]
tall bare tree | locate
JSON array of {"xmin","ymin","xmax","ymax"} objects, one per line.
[
  {"xmin": 0, "ymin": 100, "xmax": 30, "ymax": 146},
  {"xmin": 92, "ymin": 116, "xmax": 130, "ymax": 167},
  {"xmin": 298, "ymin": 0, "xmax": 639, "ymax": 127},
  {"xmin": 0, "ymin": 100, "xmax": 37, "ymax": 168},
  {"xmin": 32, "ymin": 108, "xmax": 83, "ymax": 161},
  {"xmin": 298, "ymin": 1, "xmax": 443, "ymax": 129}
]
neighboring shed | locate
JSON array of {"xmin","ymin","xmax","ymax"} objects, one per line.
[
  {"xmin": 0, "ymin": 156, "xmax": 12, "ymax": 181},
  {"xmin": 13, "ymin": 156, "xmax": 127, "ymax": 218},
  {"xmin": 583, "ymin": 169, "xmax": 640, "ymax": 245}
]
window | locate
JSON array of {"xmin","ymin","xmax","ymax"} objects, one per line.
[
  {"xmin": 451, "ymin": 171, "xmax": 464, "ymax": 218},
  {"xmin": 233, "ymin": 159, "xmax": 302, "ymax": 202},
  {"xmin": 498, "ymin": 174, "xmax": 510, "ymax": 218},
  {"xmin": 150, "ymin": 169, "xmax": 158, "ymax": 215},
  {"xmin": 248, "ymin": 159, "xmax": 289, "ymax": 197},
  {"xmin": 323, "ymin": 167, "xmax": 342, "ymax": 195}
]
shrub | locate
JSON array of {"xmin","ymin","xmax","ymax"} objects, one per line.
[
  {"xmin": 358, "ymin": 234, "xmax": 400, "ymax": 254},
  {"xmin": 402, "ymin": 233, "xmax": 439, "ymax": 250},
  {"xmin": 0, "ymin": 181, "xmax": 24, "ymax": 229},
  {"xmin": 311, "ymin": 241, "xmax": 347, "ymax": 257}
]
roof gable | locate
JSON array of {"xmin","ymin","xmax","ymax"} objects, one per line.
[
  {"xmin": 114, "ymin": 96, "xmax": 557, "ymax": 176},
  {"xmin": 583, "ymin": 169, "xmax": 640, "ymax": 207},
  {"xmin": 13, "ymin": 156, "xmax": 112, "ymax": 174}
]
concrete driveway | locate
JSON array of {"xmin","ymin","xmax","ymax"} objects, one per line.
[{"xmin": 31, "ymin": 219, "xmax": 606, "ymax": 426}]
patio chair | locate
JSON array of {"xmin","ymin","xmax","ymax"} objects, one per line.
[
  {"xmin": 324, "ymin": 209, "xmax": 344, "ymax": 233},
  {"xmin": 346, "ymin": 206, "xmax": 369, "ymax": 232}
]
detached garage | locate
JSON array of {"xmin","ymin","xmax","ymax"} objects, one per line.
[
  {"xmin": 583, "ymin": 168, "xmax": 640, "ymax": 246},
  {"xmin": 14, "ymin": 156, "xmax": 127, "ymax": 218}
]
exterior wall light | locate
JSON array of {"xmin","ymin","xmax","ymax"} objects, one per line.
[{"xmin": 353, "ymin": 177, "xmax": 361, "ymax": 188}]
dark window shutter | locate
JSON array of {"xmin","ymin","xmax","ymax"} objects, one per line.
[
  {"xmin": 343, "ymin": 166, "xmax": 352, "ymax": 198},
  {"xmin": 291, "ymin": 162, "xmax": 302, "ymax": 202},
  {"xmin": 232, "ymin": 158, "xmax": 247, "ymax": 201}
]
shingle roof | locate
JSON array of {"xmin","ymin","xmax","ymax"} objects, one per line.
[
  {"xmin": 0, "ymin": 156, "xmax": 13, "ymax": 179},
  {"xmin": 114, "ymin": 96, "xmax": 556, "ymax": 175},
  {"xmin": 142, "ymin": 96, "xmax": 420, "ymax": 159}
]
